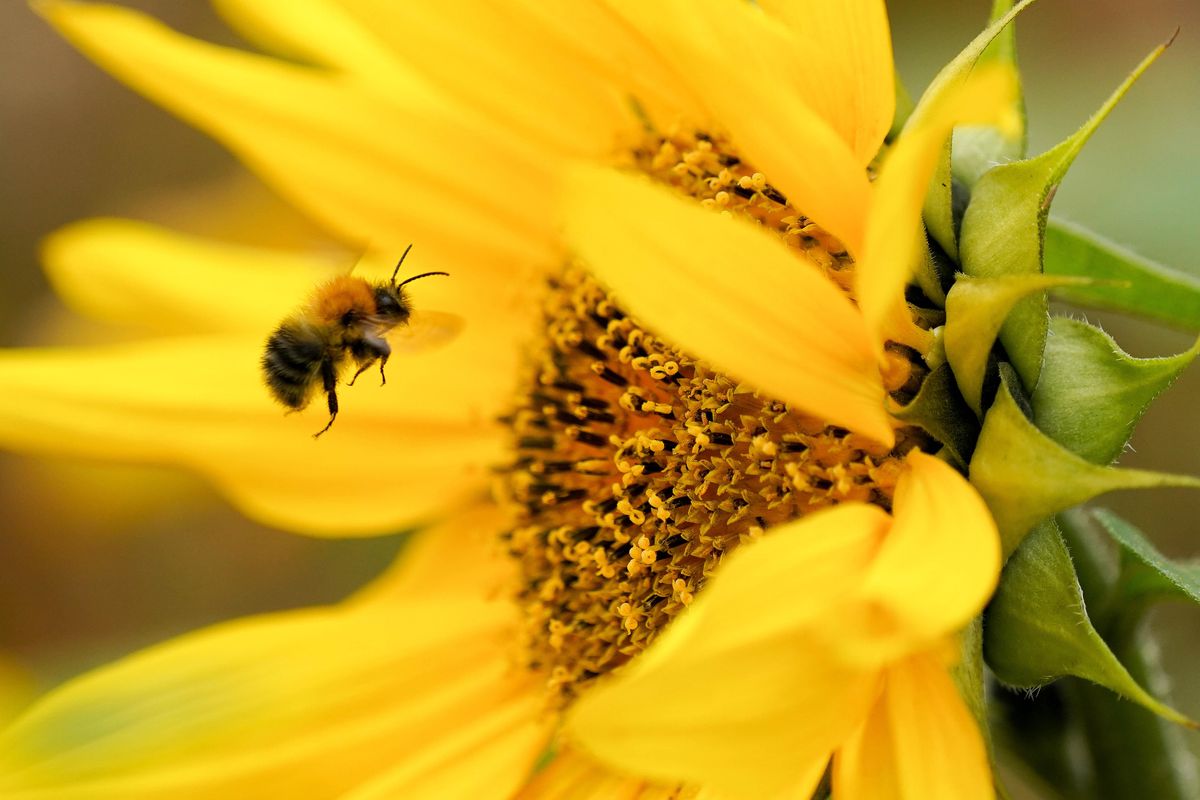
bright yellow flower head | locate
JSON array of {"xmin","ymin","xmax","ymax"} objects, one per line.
[{"xmin": 1, "ymin": 1, "xmax": 1028, "ymax": 798}]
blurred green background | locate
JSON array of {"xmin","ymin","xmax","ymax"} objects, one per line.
[{"xmin": 0, "ymin": 0, "xmax": 1196, "ymax": 774}]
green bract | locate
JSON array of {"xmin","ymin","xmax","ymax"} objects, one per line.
[
  {"xmin": 983, "ymin": 520, "xmax": 1192, "ymax": 725},
  {"xmin": 904, "ymin": 3, "xmax": 1199, "ymax": 795},
  {"xmin": 913, "ymin": 0, "xmax": 1035, "ymax": 263},
  {"xmin": 959, "ymin": 41, "xmax": 1168, "ymax": 390},
  {"xmin": 1032, "ymin": 318, "xmax": 1198, "ymax": 464},
  {"xmin": 970, "ymin": 369, "xmax": 1199, "ymax": 556}
]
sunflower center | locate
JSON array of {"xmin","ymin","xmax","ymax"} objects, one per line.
[
  {"xmin": 495, "ymin": 128, "xmax": 931, "ymax": 705},
  {"xmin": 630, "ymin": 125, "xmax": 859, "ymax": 296}
]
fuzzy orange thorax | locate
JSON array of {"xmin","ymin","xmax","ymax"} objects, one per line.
[{"xmin": 311, "ymin": 275, "xmax": 377, "ymax": 325}]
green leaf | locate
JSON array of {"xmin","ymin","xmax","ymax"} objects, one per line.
[
  {"xmin": 984, "ymin": 521, "xmax": 1194, "ymax": 726},
  {"xmin": 959, "ymin": 42, "xmax": 1168, "ymax": 391},
  {"xmin": 1044, "ymin": 218, "xmax": 1200, "ymax": 330},
  {"xmin": 911, "ymin": 0, "xmax": 1037, "ymax": 261},
  {"xmin": 944, "ymin": 273, "xmax": 1090, "ymax": 415},
  {"xmin": 887, "ymin": 361, "xmax": 978, "ymax": 466},
  {"xmin": 968, "ymin": 367, "xmax": 1200, "ymax": 556},
  {"xmin": 1054, "ymin": 511, "xmax": 1200, "ymax": 799},
  {"xmin": 1070, "ymin": 665, "xmax": 1200, "ymax": 800},
  {"xmin": 1092, "ymin": 508, "xmax": 1200, "ymax": 606},
  {"xmin": 951, "ymin": 0, "xmax": 1027, "ymax": 188},
  {"xmin": 1032, "ymin": 317, "xmax": 1199, "ymax": 465}
]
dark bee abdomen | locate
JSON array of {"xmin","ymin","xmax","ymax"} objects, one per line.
[{"xmin": 262, "ymin": 322, "xmax": 325, "ymax": 409}]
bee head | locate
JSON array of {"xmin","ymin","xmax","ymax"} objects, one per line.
[
  {"xmin": 373, "ymin": 284, "xmax": 412, "ymax": 323},
  {"xmin": 377, "ymin": 244, "xmax": 448, "ymax": 321}
]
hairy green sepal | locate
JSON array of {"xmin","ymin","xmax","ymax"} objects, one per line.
[
  {"xmin": 1032, "ymin": 318, "xmax": 1199, "ymax": 464},
  {"xmin": 944, "ymin": 274, "xmax": 1090, "ymax": 416},
  {"xmin": 958, "ymin": 43, "xmax": 1167, "ymax": 391},
  {"xmin": 911, "ymin": 0, "xmax": 1037, "ymax": 262},
  {"xmin": 968, "ymin": 368, "xmax": 1200, "ymax": 556},
  {"xmin": 984, "ymin": 521, "xmax": 1193, "ymax": 726}
]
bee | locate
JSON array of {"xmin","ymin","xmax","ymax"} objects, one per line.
[{"xmin": 262, "ymin": 245, "xmax": 455, "ymax": 437}]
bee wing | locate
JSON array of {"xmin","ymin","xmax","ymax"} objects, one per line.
[{"xmin": 388, "ymin": 310, "xmax": 465, "ymax": 353}]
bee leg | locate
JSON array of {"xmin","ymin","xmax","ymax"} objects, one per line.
[
  {"xmin": 313, "ymin": 359, "xmax": 339, "ymax": 438},
  {"xmin": 378, "ymin": 351, "xmax": 390, "ymax": 386},
  {"xmin": 347, "ymin": 359, "xmax": 376, "ymax": 387}
]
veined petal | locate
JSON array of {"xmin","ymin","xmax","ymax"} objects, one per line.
[
  {"xmin": 39, "ymin": 2, "xmax": 558, "ymax": 269},
  {"xmin": 759, "ymin": 0, "xmax": 895, "ymax": 165},
  {"xmin": 0, "ymin": 599, "xmax": 542, "ymax": 799},
  {"xmin": 567, "ymin": 505, "xmax": 890, "ymax": 797},
  {"xmin": 857, "ymin": 65, "xmax": 1020, "ymax": 347},
  {"xmin": 827, "ymin": 452, "xmax": 1000, "ymax": 664},
  {"xmin": 42, "ymin": 219, "xmax": 342, "ymax": 334},
  {"xmin": 563, "ymin": 165, "xmax": 893, "ymax": 446},
  {"xmin": 833, "ymin": 650, "xmax": 993, "ymax": 800},
  {"xmin": 330, "ymin": 0, "xmax": 638, "ymax": 157},
  {"xmin": 604, "ymin": 0, "xmax": 870, "ymax": 255},
  {"xmin": 0, "ymin": 334, "xmax": 514, "ymax": 536}
]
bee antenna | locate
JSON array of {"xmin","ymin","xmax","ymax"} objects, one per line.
[
  {"xmin": 389, "ymin": 243, "xmax": 415, "ymax": 285},
  {"xmin": 396, "ymin": 270, "xmax": 450, "ymax": 289}
]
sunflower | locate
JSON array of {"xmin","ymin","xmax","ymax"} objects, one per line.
[{"xmin": 2, "ymin": 0, "xmax": 1032, "ymax": 797}]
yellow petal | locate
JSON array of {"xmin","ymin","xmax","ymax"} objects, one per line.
[
  {"xmin": 38, "ymin": 2, "xmax": 558, "ymax": 269},
  {"xmin": 482, "ymin": 0, "xmax": 708, "ymax": 133},
  {"xmin": 604, "ymin": 0, "xmax": 870, "ymax": 254},
  {"xmin": 567, "ymin": 505, "xmax": 891, "ymax": 797},
  {"xmin": 335, "ymin": 696, "xmax": 548, "ymax": 800},
  {"xmin": 42, "ymin": 220, "xmax": 533, "ymax": 341},
  {"xmin": 759, "ymin": 0, "xmax": 895, "ymax": 165},
  {"xmin": 210, "ymin": 0, "xmax": 406, "ymax": 78},
  {"xmin": 825, "ymin": 452, "xmax": 1000, "ymax": 664},
  {"xmin": 42, "ymin": 219, "xmax": 342, "ymax": 334},
  {"xmin": 0, "ymin": 598, "xmax": 542, "ymax": 799},
  {"xmin": 0, "ymin": 334, "xmax": 512, "ymax": 536},
  {"xmin": 330, "ymin": 0, "xmax": 638, "ymax": 157},
  {"xmin": 562, "ymin": 165, "xmax": 893, "ymax": 446},
  {"xmin": 516, "ymin": 748, "xmax": 687, "ymax": 800},
  {"xmin": 856, "ymin": 65, "xmax": 1020, "ymax": 347},
  {"xmin": 834, "ymin": 650, "xmax": 994, "ymax": 800},
  {"xmin": 352, "ymin": 501, "xmax": 513, "ymax": 605}
]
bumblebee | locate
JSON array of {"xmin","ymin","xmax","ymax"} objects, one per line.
[{"xmin": 262, "ymin": 245, "xmax": 453, "ymax": 437}]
